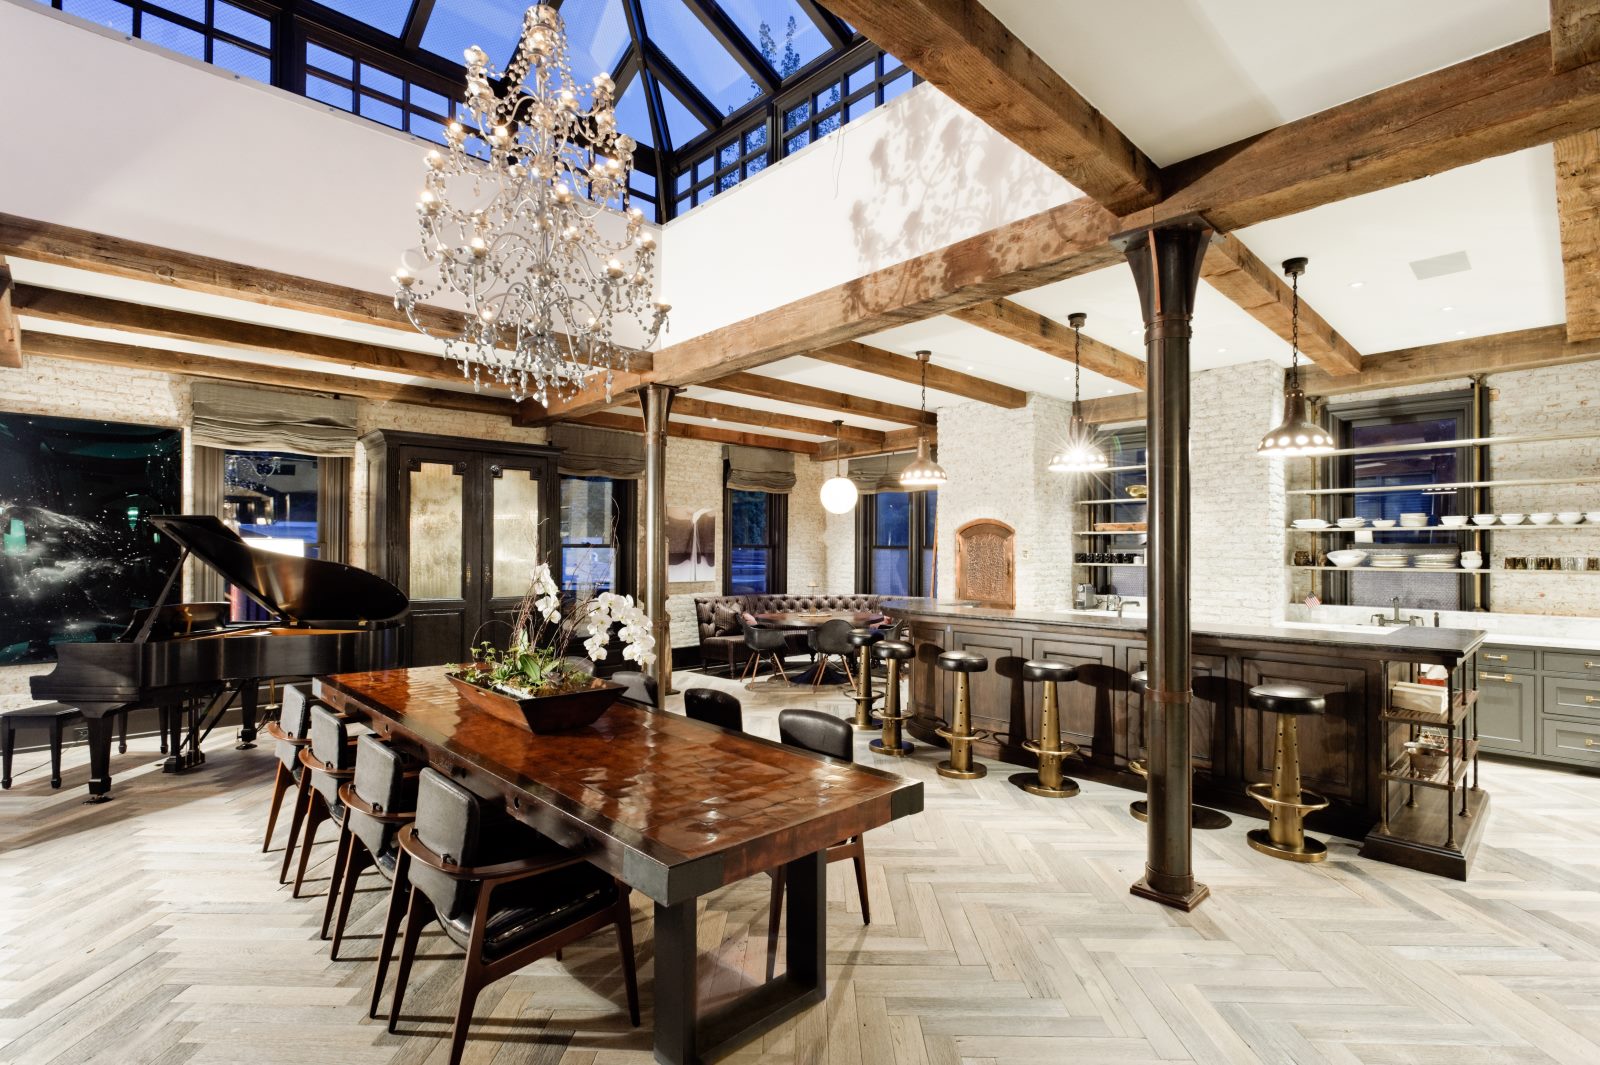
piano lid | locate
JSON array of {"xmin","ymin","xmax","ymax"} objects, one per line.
[{"xmin": 149, "ymin": 515, "xmax": 408, "ymax": 628}]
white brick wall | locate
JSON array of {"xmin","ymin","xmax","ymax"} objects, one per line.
[{"xmin": 787, "ymin": 456, "xmax": 828, "ymax": 595}]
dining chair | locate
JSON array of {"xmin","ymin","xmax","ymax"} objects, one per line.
[
  {"xmin": 612, "ymin": 670, "xmax": 659, "ymax": 708},
  {"xmin": 261, "ymin": 681, "xmax": 314, "ymax": 853},
  {"xmin": 383, "ymin": 768, "xmax": 639, "ymax": 1065},
  {"xmin": 323, "ymin": 734, "xmax": 418, "ymax": 961},
  {"xmin": 285, "ymin": 705, "xmax": 363, "ymax": 897},
  {"xmin": 765, "ymin": 708, "xmax": 870, "ymax": 979},
  {"xmin": 808, "ymin": 619, "xmax": 857, "ymax": 691},
  {"xmin": 683, "ymin": 688, "xmax": 743, "ymax": 731},
  {"xmin": 739, "ymin": 615, "xmax": 791, "ymax": 682}
]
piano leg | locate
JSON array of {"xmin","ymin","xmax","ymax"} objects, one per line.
[
  {"xmin": 84, "ymin": 716, "xmax": 115, "ymax": 803},
  {"xmin": 237, "ymin": 682, "xmax": 258, "ymax": 750},
  {"xmin": 161, "ymin": 703, "xmax": 184, "ymax": 774}
]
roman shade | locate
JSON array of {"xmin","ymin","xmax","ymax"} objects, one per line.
[
  {"xmin": 190, "ymin": 382, "xmax": 358, "ymax": 457},
  {"xmin": 550, "ymin": 424, "xmax": 646, "ymax": 479},
  {"xmin": 724, "ymin": 445, "xmax": 795, "ymax": 493},
  {"xmin": 847, "ymin": 451, "xmax": 916, "ymax": 493}
]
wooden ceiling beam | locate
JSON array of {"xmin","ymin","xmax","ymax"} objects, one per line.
[
  {"xmin": 947, "ymin": 299, "xmax": 1147, "ymax": 389},
  {"xmin": 0, "ymin": 214, "xmax": 650, "ymax": 372},
  {"xmin": 812, "ymin": 426, "xmax": 931, "ymax": 462},
  {"xmin": 707, "ymin": 371, "xmax": 937, "ymax": 427},
  {"xmin": 14, "ymin": 285, "xmax": 475, "ymax": 386},
  {"xmin": 16, "ymin": 332, "xmax": 521, "ymax": 418},
  {"xmin": 1200, "ymin": 235, "xmax": 1363, "ymax": 376},
  {"xmin": 1553, "ymin": 0, "xmax": 1600, "ymax": 71},
  {"xmin": 0, "ymin": 258, "xmax": 20, "ymax": 369},
  {"xmin": 626, "ymin": 393, "xmax": 886, "ymax": 444},
  {"xmin": 807, "ymin": 342, "xmax": 1028, "ymax": 407},
  {"xmin": 567, "ymin": 411, "xmax": 821, "ymax": 454},
  {"xmin": 1551, "ymin": 3, "xmax": 1600, "ymax": 341},
  {"xmin": 818, "ymin": 0, "xmax": 1161, "ymax": 214}
]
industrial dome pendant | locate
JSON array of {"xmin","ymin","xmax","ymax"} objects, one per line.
[
  {"xmin": 899, "ymin": 351, "xmax": 948, "ymax": 487},
  {"xmin": 1048, "ymin": 312, "xmax": 1109, "ymax": 474},
  {"xmin": 1258, "ymin": 257, "xmax": 1335, "ymax": 458},
  {"xmin": 819, "ymin": 419, "xmax": 860, "ymax": 514}
]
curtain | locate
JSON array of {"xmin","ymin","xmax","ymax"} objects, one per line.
[
  {"xmin": 848, "ymin": 451, "xmax": 914, "ymax": 493},
  {"xmin": 318, "ymin": 458, "xmax": 350, "ymax": 563},
  {"xmin": 190, "ymin": 381, "xmax": 357, "ymax": 456},
  {"xmin": 190, "ymin": 445, "xmax": 226, "ymax": 603},
  {"xmin": 550, "ymin": 424, "xmax": 646, "ymax": 479},
  {"xmin": 725, "ymin": 445, "xmax": 795, "ymax": 493}
]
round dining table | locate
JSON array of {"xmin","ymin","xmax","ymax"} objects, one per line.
[{"xmin": 748, "ymin": 610, "xmax": 886, "ymax": 687}]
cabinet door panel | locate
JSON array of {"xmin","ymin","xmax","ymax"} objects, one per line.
[
  {"xmin": 1476, "ymin": 670, "xmax": 1534, "ymax": 754},
  {"xmin": 398, "ymin": 452, "xmax": 473, "ymax": 663},
  {"xmin": 1026, "ymin": 636, "xmax": 1116, "ymax": 763},
  {"xmin": 1126, "ymin": 651, "xmax": 1228, "ymax": 771},
  {"xmin": 1541, "ymin": 675, "xmax": 1600, "ymax": 722},
  {"xmin": 1240, "ymin": 657, "xmax": 1368, "ymax": 802}
]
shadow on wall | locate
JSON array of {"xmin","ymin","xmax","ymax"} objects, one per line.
[{"xmin": 845, "ymin": 86, "xmax": 1074, "ymax": 291}]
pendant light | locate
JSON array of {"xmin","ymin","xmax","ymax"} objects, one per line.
[
  {"xmin": 819, "ymin": 419, "xmax": 860, "ymax": 514},
  {"xmin": 1048, "ymin": 312, "xmax": 1109, "ymax": 473},
  {"xmin": 899, "ymin": 350, "xmax": 948, "ymax": 487},
  {"xmin": 1257, "ymin": 257, "xmax": 1334, "ymax": 457}
]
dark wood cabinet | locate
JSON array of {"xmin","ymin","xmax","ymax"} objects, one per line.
[{"xmin": 363, "ymin": 431, "xmax": 559, "ymax": 667}]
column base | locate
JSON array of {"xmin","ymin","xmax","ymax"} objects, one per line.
[
  {"xmin": 1009, "ymin": 771, "xmax": 1078, "ymax": 798},
  {"xmin": 1247, "ymin": 828, "xmax": 1327, "ymax": 863},
  {"xmin": 1129, "ymin": 875, "xmax": 1211, "ymax": 912},
  {"xmin": 1129, "ymin": 799, "xmax": 1232, "ymax": 830}
]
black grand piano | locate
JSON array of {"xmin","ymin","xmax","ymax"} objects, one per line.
[{"xmin": 29, "ymin": 515, "xmax": 408, "ymax": 801}]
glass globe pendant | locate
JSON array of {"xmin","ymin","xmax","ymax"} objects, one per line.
[
  {"xmin": 819, "ymin": 419, "xmax": 859, "ymax": 513},
  {"xmin": 1258, "ymin": 257, "xmax": 1335, "ymax": 457},
  {"xmin": 1048, "ymin": 312, "xmax": 1109, "ymax": 473},
  {"xmin": 899, "ymin": 351, "xmax": 948, "ymax": 487}
]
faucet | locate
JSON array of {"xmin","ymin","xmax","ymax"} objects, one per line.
[
  {"xmin": 1102, "ymin": 594, "xmax": 1122, "ymax": 616},
  {"xmin": 1371, "ymin": 596, "xmax": 1423, "ymax": 627},
  {"xmin": 1116, "ymin": 598, "xmax": 1133, "ymax": 619}
]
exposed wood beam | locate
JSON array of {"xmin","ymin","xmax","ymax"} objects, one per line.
[
  {"xmin": 1077, "ymin": 326, "xmax": 1600, "ymax": 423},
  {"xmin": 1552, "ymin": 0, "xmax": 1600, "ymax": 71},
  {"xmin": 1200, "ymin": 235, "xmax": 1363, "ymax": 376},
  {"xmin": 14, "ymin": 285, "xmax": 477, "ymax": 386},
  {"xmin": 708, "ymin": 372, "xmax": 937, "ymax": 427},
  {"xmin": 1555, "ymin": 131, "xmax": 1600, "ymax": 341},
  {"xmin": 568, "ymin": 411, "xmax": 821, "ymax": 454},
  {"xmin": 808, "ymin": 342, "xmax": 1028, "ymax": 408},
  {"xmin": 517, "ymin": 390, "xmax": 887, "ymax": 443},
  {"xmin": 812, "ymin": 426, "xmax": 930, "ymax": 462},
  {"xmin": 947, "ymin": 299, "xmax": 1148, "ymax": 389},
  {"xmin": 0, "ymin": 214, "xmax": 650, "ymax": 372},
  {"xmin": 819, "ymin": 0, "xmax": 1160, "ymax": 213},
  {"xmin": 1152, "ymin": 34, "xmax": 1600, "ymax": 233},
  {"xmin": 0, "ymin": 258, "xmax": 20, "ymax": 369},
  {"xmin": 16, "ymin": 332, "xmax": 521, "ymax": 418}
]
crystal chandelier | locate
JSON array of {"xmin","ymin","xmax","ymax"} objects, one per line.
[
  {"xmin": 899, "ymin": 351, "xmax": 948, "ymax": 487},
  {"xmin": 1257, "ymin": 257, "xmax": 1334, "ymax": 457},
  {"xmin": 392, "ymin": 4, "xmax": 669, "ymax": 404},
  {"xmin": 1048, "ymin": 312, "xmax": 1109, "ymax": 473}
]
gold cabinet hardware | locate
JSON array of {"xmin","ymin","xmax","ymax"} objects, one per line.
[
  {"xmin": 1586, "ymin": 696, "xmax": 1599, "ymax": 705},
  {"xmin": 1588, "ymin": 661, "xmax": 1597, "ymax": 669},
  {"xmin": 1587, "ymin": 738, "xmax": 1599, "ymax": 749},
  {"xmin": 1479, "ymin": 672, "xmax": 1514, "ymax": 682},
  {"xmin": 1483, "ymin": 653, "xmax": 1508, "ymax": 662}
]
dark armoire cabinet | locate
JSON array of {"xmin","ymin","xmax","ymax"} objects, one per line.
[{"xmin": 363, "ymin": 430, "xmax": 559, "ymax": 667}]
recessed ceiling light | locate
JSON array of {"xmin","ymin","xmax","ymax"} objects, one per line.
[
  {"xmin": 965, "ymin": 365, "xmax": 974, "ymax": 371},
  {"xmin": 1455, "ymin": 329, "xmax": 1467, "ymax": 336},
  {"xmin": 1128, "ymin": 328, "xmax": 1141, "ymax": 336},
  {"xmin": 1349, "ymin": 281, "xmax": 1365, "ymax": 289},
  {"xmin": 1441, "ymin": 305, "xmax": 1454, "ymax": 312},
  {"xmin": 1217, "ymin": 347, "xmax": 1227, "ymax": 354}
]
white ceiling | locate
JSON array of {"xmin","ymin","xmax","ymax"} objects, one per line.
[{"xmin": 983, "ymin": 0, "xmax": 1549, "ymax": 166}]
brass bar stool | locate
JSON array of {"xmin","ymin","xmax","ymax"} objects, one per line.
[
  {"xmin": 1127, "ymin": 671, "xmax": 1232, "ymax": 829},
  {"xmin": 847, "ymin": 628, "xmax": 885, "ymax": 731},
  {"xmin": 1010, "ymin": 660, "xmax": 1080, "ymax": 797},
  {"xmin": 1245, "ymin": 682, "xmax": 1331, "ymax": 862},
  {"xmin": 935, "ymin": 650, "xmax": 989, "ymax": 779},
  {"xmin": 869, "ymin": 641, "xmax": 916, "ymax": 757}
]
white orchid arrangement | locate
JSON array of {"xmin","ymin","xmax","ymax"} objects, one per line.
[{"xmin": 450, "ymin": 560, "xmax": 655, "ymax": 698}]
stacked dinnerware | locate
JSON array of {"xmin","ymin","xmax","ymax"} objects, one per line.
[
  {"xmin": 1440, "ymin": 515, "xmax": 1469, "ymax": 527},
  {"xmin": 1461, "ymin": 551, "xmax": 1484, "ymax": 570},
  {"xmin": 1399, "ymin": 513, "xmax": 1430, "ymax": 528},
  {"xmin": 1292, "ymin": 518, "xmax": 1330, "ymax": 530},
  {"xmin": 1369, "ymin": 553, "xmax": 1411, "ymax": 568},
  {"xmin": 1414, "ymin": 551, "xmax": 1460, "ymax": 571},
  {"xmin": 1336, "ymin": 517, "xmax": 1368, "ymax": 529}
]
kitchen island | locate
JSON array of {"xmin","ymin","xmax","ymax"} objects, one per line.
[{"xmin": 881, "ymin": 598, "xmax": 1490, "ymax": 878}]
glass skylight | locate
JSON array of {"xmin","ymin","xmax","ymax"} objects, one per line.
[
  {"xmin": 639, "ymin": 0, "xmax": 761, "ymax": 115},
  {"xmin": 613, "ymin": 76, "xmax": 656, "ymax": 148},
  {"xmin": 718, "ymin": 0, "xmax": 830, "ymax": 75},
  {"xmin": 315, "ymin": 0, "xmax": 409, "ymax": 37}
]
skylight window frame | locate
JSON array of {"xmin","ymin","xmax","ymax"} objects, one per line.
[{"xmin": 39, "ymin": 0, "xmax": 277, "ymax": 79}]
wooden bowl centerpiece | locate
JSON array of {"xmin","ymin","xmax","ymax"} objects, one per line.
[{"xmin": 447, "ymin": 669, "xmax": 623, "ymax": 733}]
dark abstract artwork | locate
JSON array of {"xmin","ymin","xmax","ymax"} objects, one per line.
[{"xmin": 0, "ymin": 412, "xmax": 182, "ymax": 665}]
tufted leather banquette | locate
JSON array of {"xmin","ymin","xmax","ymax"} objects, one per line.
[{"xmin": 693, "ymin": 594, "xmax": 883, "ymax": 673}]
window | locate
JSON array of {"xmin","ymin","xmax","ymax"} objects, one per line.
[
  {"xmin": 1323, "ymin": 393, "xmax": 1474, "ymax": 610},
  {"xmin": 559, "ymin": 475, "xmax": 635, "ymax": 596},
  {"xmin": 303, "ymin": 38, "xmax": 459, "ymax": 143},
  {"xmin": 222, "ymin": 449, "xmax": 324, "ymax": 621},
  {"xmin": 42, "ymin": 0, "xmax": 273, "ymax": 83},
  {"xmin": 1082, "ymin": 428, "xmax": 1148, "ymax": 598},
  {"xmin": 858, "ymin": 489, "xmax": 936, "ymax": 597},
  {"xmin": 726, "ymin": 489, "xmax": 786, "ymax": 595}
]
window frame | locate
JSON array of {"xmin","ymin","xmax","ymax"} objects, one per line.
[
  {"xmin": 855, "ymin": 488, "xmax": 936, "ymax": 598},
  {"xmin": 557, "ymin": 473, "xmax": 637, "ymax": 599},
  {"xmin": 722, "ymin": 485, "xmax": 787, "ymax": 596}
]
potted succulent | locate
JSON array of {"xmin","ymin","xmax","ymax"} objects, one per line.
[{"xmin": 447, "ymin": 562, "xmax": 655, "ymax": 732}]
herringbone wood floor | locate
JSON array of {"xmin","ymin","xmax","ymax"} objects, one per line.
[{"xmin": 3, "ymin": 672, "xmax": 1599, "ymax": 1065}]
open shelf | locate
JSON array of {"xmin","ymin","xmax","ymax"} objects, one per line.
[
  {"xmin": 1284, "ymin": 428, "xmax": 1600, "ymax": 460},
  {"xmin": 1288, "ymin": 523, "xmax": 1598, "ymax": 533},
  {"xmin": 1074, "ymin": 560, "xmax": 1146, "ymax": 567},
  {"xmin": 1381, "ymin": 738, "xmax": 1477, "ymax": 790},
  {"xmin": 1078, "ymin": 498, "xmax": 1148, "ymax": 506},
  {"xmin": 1383, "ymin": 689, "xmax": 1476, "ymax": 727},
  {"xmin": 1076, "ymin": 530, "xmax": 1150, "ymax": 537},
  {"xmin": 1289, "ymin": 565, "xmax": 1600, "ymax": 574},
  {"xmin": 1290, "ymin": 476, "xmax": 1598, "ymax": 497}
]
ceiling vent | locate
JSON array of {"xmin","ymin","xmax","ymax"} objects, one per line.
[{"xmin": 1409, "ymin": 251, "xmax": 1472, "ymax": 281}]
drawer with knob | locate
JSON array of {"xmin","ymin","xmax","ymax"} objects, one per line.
[
  {"xmin": 1479, "ymin": 645, "xmax": 1535, "ymax": 672},
  {"xmin": 1540, "ymin": 716, "xmax": 1600, "ymax": 768},
  {"xmin": 1542, "ymin": 676, "xmax": 1600, "ymax": 722},
  {"xmin": 1540, "ymin": 651, "xmax": 1600, "ymax": 676}
]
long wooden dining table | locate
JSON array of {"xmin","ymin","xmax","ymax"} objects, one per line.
[{"xmin": 316, "ymin": 666, "xmax": 923, "ymax": 1065}]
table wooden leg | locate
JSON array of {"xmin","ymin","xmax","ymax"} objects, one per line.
[
  {"xmin": 784, "ymin": 850, "xmax": 825, "ymax": 991},
  {"xmin": 652, "ymin": 897, "xmax": 698, "ymax": 1065}
]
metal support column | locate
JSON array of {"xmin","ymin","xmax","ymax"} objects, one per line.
[
  {"xmin": 1117, "ymin": 218, "xmax": 1212, "ymax": 912},
  {"xmin": 638, "ymin": 383, "xmax": 680, "ymax": 701}
]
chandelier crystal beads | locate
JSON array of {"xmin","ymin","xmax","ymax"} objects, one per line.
[{"xmin": 392, "ymin": 4, "xmax": 669, "ymax": 404}]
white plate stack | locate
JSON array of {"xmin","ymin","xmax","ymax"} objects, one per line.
[
  {"xmin": 1399, "ymin": 513, "xmax": 1430, "ymax": 529},
  {"xmin": 1369, "ymin": 554, "xmax": 1411, "ymax": 568},
  {"xmin": 1414, "ymin": 551, "xmax": 1460, "ymax": 570}
]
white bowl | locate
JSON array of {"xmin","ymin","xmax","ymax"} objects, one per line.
[
  {"xmin": 1440, "ymin": 515, "xmax": 1469, "ymax": 527},
  {"xmin": 1587, "ymin": 512, "xmax": 1600, "ymax": 524},
  {"xmin": 1473, "ymin": 514, "xmax": 1497, "ymax": 526},
  {"xmin": 1558, "ymin": 512, "xmax": 1583, "ymax": 524},
  {"xmin": 1326, "ymin": 550, "xmax": 1368, "ymax": 569},
  {"xmin": 1399, "ymin": 512, "xmax": 1426, "ymax": 521},
  {"xmin": 1530, "ymin": 512, "xmax": 1555, "ymax": 525},
  {"xmin": 1336, "ymin": 517, "xmax": 1367, "ymax": 528},
  {"xmin": 1461, "ymin": 557, "xmax": 1483, "ymax": 570},
  {"xmin": 1371, "ymin": 519, "xmax": 1397, "ymax": 529},
  {"xmin": 1500, "ymin": 513, "xmax": 1526, "ymax": 525},
  {"xmin": 1292, "ymin": 518, "xmax": 1330, "ymax": 529}
]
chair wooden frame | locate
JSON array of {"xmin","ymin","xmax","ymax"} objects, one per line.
[
  {"xmin": 765, "ymin": 833, "xmax": 868, "ymax": 980},
  {"xmin": 322, "ymin": 777, "xmax": 418, "ymax": 958},
  {"xmin": 281, "ymin": 743, "xmax": 356, "ymax": 897},
  {"xmin": 380, "ymin": 825, "xmax": 640, "ymax": 1065},
  {"xmin": 260, "ymin": 719, "xmax": 312, "ymax": 854}
]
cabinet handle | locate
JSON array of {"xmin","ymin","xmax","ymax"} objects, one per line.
[
  {"xmin": 1587, "ymin": 738, "xmax": 1599, "ymax": 748},
  {"xmin": 1483, "ymin": 653, "xmax": 1508, "ymax": 662},
  {"xmin": 1586, "ymin": 696, "xmax": 1599, "ymax": 705},
  {"xmin": 1480, "ymin": 672, "xmax": 1514, "ymax": 682},
  {"xmin": 1588, "ymin": 661, "xmax": 1598, "ymax": 669}
]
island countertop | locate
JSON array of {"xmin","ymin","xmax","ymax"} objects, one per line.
[{"xmin": 880, "ymin": 598, "xmax": 1487, "ymax": 665}]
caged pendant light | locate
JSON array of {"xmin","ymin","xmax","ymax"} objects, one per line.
[
  {"xmin": 1048, "ymin": 312, "xmax": 1109, "ymax": 474},
  {"xmin": 899, "ymin": 351, "xmax": 948, "ymax": 487},
  {"xmin": 820, "ymin": 419, "xmax": 860, "ymax": 514},
  {"xmin": 1257, "ymin": 257, "xmax": 1334, "ymax": 457}
]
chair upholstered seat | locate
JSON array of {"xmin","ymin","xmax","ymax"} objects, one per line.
[
  {"xmin": 683, "ymin": 688, "xmax": 743, "ymax": 731},
  {"xmin": 937, "ymin": 650, "xmax": 988, "ymax": 673},
  {"xmin": 1248, "ymin": 683, "xmax": 1327, "ymax": 716},
  {"xmin": 875, "ymin": 640, "xmax": 915, "ymax": 661},
  {"xmin": 1022, "ymin": 660, "xmax": 1078, "ymax": 683},
  {"xmin": 435, "ymin": 865, "xmax": 619, "ymax": 961}
]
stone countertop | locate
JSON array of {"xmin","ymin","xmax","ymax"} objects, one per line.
[{"xmin": 881, "ymin": 598, "xmax": 1487, "ymax": 663}]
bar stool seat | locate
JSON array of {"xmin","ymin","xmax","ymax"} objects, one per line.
[
  {"xmin": 1011, "ymin": 660, "xmax": 1080, "ymax": 798},
  {"xmin": 1245, "ymin": 682, "xmax": 1330, "ymax": 862},
  {"xmin": 935, "ymin": 650, "xmax": 989, "ymax": 779},
  {"xmin": 1127, "ymin": 671, "xmax": 1232, "ymax": 830},
  {"xmin": 870, "ymin": 641, "xmax": 916, "ymax": 758},
  {"xmin": 847, "ymin": 628, "xmax": 885, "ymax": 731}
]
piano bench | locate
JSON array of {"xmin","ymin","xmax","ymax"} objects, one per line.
[{"xmin": 2, "ymin": 703, "xmax": 85, "ymax": 790}]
